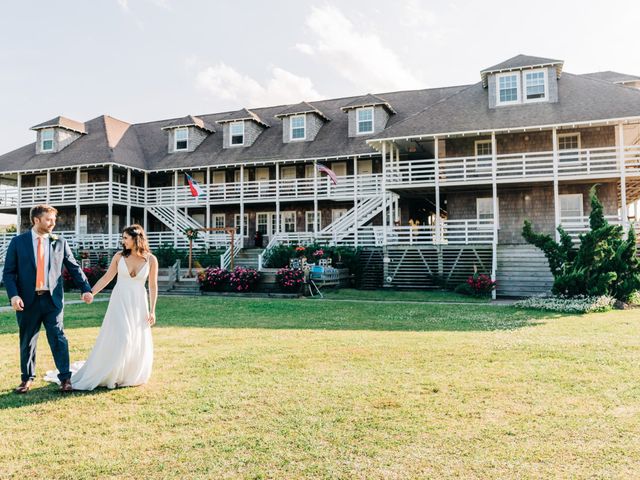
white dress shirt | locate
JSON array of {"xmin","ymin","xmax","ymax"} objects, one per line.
[{"xmin": 31, "ymin": 228, "xmax": 50, "ymax": 291}]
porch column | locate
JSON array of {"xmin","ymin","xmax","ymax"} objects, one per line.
[
  {"xmin": 143, "ymin": 172, "xmax": 148, "ymax": 232},
  {"xmin": 382, "ymin": 142, "xmax": 388, "ymax": 247},
  {"xmin": 491, "ymin": 132, "xmax": 498, "ymax": 301},
  {"xmin": 395, "ymin": 145, "xmax": 401, "ymax": 221},
  {"xmin": 75, "ymin": 167, "xmax": 81, "ymax": 237},
  {"xmin": 275, "ymin": 163, "xmax": 281, "ymax": 234},
  {"xmin": 552, "ymin": 128, "xmax": 560, "ymax": 241},
  {"xmin": 240, "ymin": 165, "xmax": 245, "ymax": 246},
  {"xmin": 313, "ymin": 160, "xmax": 318, "ymax": 236},
  {"xmin": 618, "ymin": 122, "xmax": 628, "ymax": 228},
  {"xmin": 434, "ymin": 138, "xmax": 441, "ymax": 243},
  {"xmin": 108, "ymin": 165, "xmax": 113, "ymax": 248},
  {"xmin": 174, "ymin": 171, "xmax": 178, "ymax": 246},
  {"xmin": 126, "ymin": 168, "xmax": 131, "ymax": 227},
  {"xmin": 206, "ymin": 167, "xmax": 211, "ymax": 248},
  {"xmin": 353, "ymin": 156, "xmax": 358, "ymax": 246},
  {"xmin": 46, "ymin": 169, "xmax": 51, "ymax": 203},
  {"xmin": 16, "ymin": 173, "xmax": 21, "ymax": 233}
]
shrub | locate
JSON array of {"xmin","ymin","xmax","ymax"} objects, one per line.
[
  {"xmin": 63, "ymin": 265, "xmax": 116, "ymax": 291},
  {"xmin": 454, "ymin": 282, "xmax": 475, "ymax": 296},
  {"xmin": 275, "ymin": 267, "xmax": 305, "ymax": 293},
  {"xmin": 456, "ymin": 273, "xmax": 496, "ymax": 297},
  {"xmin": 198, "ymin": 267, "xmax": 230, "ymax": 292},
  {"xmin": 523, "ymin": 185, "xmax": 640, "ymax": 301},
  {"xmin": 229, "ymin": 267, "xmax": 260, "ymax": 292},
  {"xmin": 514, "ymin": 295, "xmax": 614, "ymax": 313}
]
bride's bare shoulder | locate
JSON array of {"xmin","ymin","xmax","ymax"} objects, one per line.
[
  {"xmin": 148, "ymin": 253, "xmax": 158, "ymax": 265},
  {"xmin": 112, "ymin": 251, "xmax": 123, "ymax": 262}
]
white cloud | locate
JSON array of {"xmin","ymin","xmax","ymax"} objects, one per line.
[
  {"xmin": 295, "ymin": 43, "xmax": 315, "ymax": 55},
  {"xmin": 195, "ymin": 63, "xmax": 323, "ymax": 108},
  {"xmin": 302, "ymin": 5, "xmax": 424, "ymax": 92},
  {"xmin": 117, "ymin": 0, "xmax": 129, "ymax": 12},
  {"xmin": 401, "ymin": 0, "xmax": 437, "ymax": 28}
]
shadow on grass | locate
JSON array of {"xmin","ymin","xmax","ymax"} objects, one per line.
[
  {"xmin": 0, "ymin": 383, "xmax": 111, "ymax": 410},
  {"xmin": 0, "ymin": 297, "xmax": 562, "ymax": 334}
]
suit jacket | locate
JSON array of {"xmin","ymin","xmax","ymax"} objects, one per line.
[{"xmin": 2, "ymin": 231, "xmax": 91, "ymax": 310}]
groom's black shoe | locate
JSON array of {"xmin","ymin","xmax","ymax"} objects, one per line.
[
  {"xmin": 60, "ymin": 379, "xmax": 73, "ymax": 393},
  {"xmin": 15, "ymin": 380, "xmax": 34, "ymax": 394}
]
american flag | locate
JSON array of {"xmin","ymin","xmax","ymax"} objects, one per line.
[
  {"xmin": 185, "ymin": 173, "xmax": 205, "ymax": 197},
  {"xmin": 317, "ymin": 163, "xmax": 338, "ymax": 185}
]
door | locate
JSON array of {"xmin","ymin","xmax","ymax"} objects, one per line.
[
  {"xmin": 111, "ymin": 215, "xmax": 120, "ymax": 235},
  {"xmin": 79, "ymin": 214, "xmax": 88, "ymax": 235},
  {"xmin": 212, "ymin": 171, "xmax": 226, "ymax": 184},
  {"xmin": 331, "ymin": 162, "xmax": 347, "ymax": 177},
  {"xmin": 358, "ymin": 159, "xmax": 373, "ymax": 175}
]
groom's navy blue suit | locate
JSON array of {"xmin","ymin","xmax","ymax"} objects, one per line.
[{"xmin": 2, "ymin": 231, "xmax": 91, "ymax": 382}]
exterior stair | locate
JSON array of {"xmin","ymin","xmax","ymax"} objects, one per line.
[
  {"xmin": 317, "ymin": 194, "xmax": 389, "ymax": 243},
  {"xmin": 147, "ymin": 206, "xmax": 207, "ymax": 248},
  {"xmin": 496, "ymin": 244, "xmax": 553, "ymax": 297},
  {"xmin": 359, "ymin": 248, "xmax": 383, "ymax": 289},
  {"xmin": 234, "ymin": 248, "xmax": 263, "ymax": 269}
]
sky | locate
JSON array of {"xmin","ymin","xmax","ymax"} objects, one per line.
[{"xmin": 0, "ymin": 0, "xmax": 639, "ymax": 157}]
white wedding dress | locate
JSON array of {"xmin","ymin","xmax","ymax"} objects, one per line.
[{"xmin": 45, "ymin": 256, "xmax": 153, "ymax": 390}]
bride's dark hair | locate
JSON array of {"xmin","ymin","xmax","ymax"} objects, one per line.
[{"xmin": 121, "ymin": 224, "xmax": 151, "ymax": 258}]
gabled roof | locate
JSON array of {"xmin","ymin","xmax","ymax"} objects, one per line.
[
  {"xmin": 30, "ymin": 116, "xmax": 86, "ymax": 134},
  {"xmin": 274, "ymin": 101, "xmax": 330, "ymax": 121},
  {"xmin": 581, "ymin": 71, "xmax": 640, "ymax": 85},
  {"xmin": 161, "ymin": 115, "xmax": 215, "ymax": 133},
  {"xmin": 372, "ymin": 73, "xmax": 640, "ymax": 141},
  {"xmin": 340, "ymin": 93, "xmax": 396, "ymax": 114},
  {"xmin": 215, "ymin": 108, "xmax": 270, "ymax": 128},
  {"xmin": 480, "ymin": 54, "xmax": 564, "ymax": 87}
]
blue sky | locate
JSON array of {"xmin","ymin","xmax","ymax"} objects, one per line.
[{"xmin": 1, "ymin": 0, "xmax": 639, "ymax": 156}]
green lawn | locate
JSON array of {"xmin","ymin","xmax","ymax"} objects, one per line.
[
  {"xmin": 315, "ymin": 288, "xmax": 490, "ymax": 303},
  {"xmin": 1, "ymin": 297, "xmax": 639, "ymax": 478}
]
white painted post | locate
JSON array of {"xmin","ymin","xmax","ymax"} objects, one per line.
[
  {"xmin": 353, "ymin": 156, "xmax": 358, "ymax": 246},
  {"xmin": 16, "ymin": 173, "xmax": 21, "ymax": 233},
  {"xmin": 434, "ymin": 138, "xmax": 441, "ymax": 243},
  {"xmin": 75, "ymin": 167, "xmax": 81, "ymax": 238},
  {"xmin": 491, "ymin": 132, "xmax": 498, "ymax": 300},
  {"xmin": 313, "ymin": 161, "xmax": 319, "ymax": 237},
  {"xmin": 275, "ymin": 163, "xmax": 281, "ymax": 235},
  {"xmin": 174, "ymin": 171, "xmax": 178, "ymax": 246},
  {"xmin": 240, "ymin": 165, "xmax": 245, "ymax": 247},
  {"xmin": 143, "ymin": 172, "xmax": 148, "ymax": 232},
  {"xmin": 46, "ymin": 169, "xmax": 51, "ymax": 203},
  {"xmin": 552, "ymin": 128, "xmax": 560, "ymax": 241},
  {"xmin": 108, "ymin": 165, "xmax": 113, "ymax": 248},
  {"xmin": 206, "ymin": 167, "xmax": 211, "ymax": 248},
  {"xmin": 382, "ymin": 142, "xmax": 388, "ymax": 246},
  {"xmin": 618, "ymin": 122, "xmax": 628, "ymax": 228},
  {"xmin": 126, "ymin": 168, "xmax": 131, "ymax": 227}
]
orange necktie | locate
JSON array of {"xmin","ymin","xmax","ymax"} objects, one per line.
[{"xmin": 36, "ymin": 237, "xmax": 45, "ymax": 290}]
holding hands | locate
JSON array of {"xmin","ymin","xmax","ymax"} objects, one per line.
[{"xmin": 81, "ymin": 292, "xmax": 93, "ymax": 304}]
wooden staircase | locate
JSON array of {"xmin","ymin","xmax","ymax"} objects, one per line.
[
  {"xmin": 359, "ymin": 248, "xmax": 383, "ymax": 289},
  {"xmin": 496, "ymin": 244, "xmax": 553, "ymax": 297},
  {"xmin": 234, "ymin": 248, "xmax": 264, "ymax": 269}
]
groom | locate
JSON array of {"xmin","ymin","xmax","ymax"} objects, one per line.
[{"xmin": 2, "ymin": 204, "xmax": 94, "ymax": 393}]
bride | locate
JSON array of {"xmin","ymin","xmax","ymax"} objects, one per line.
[{"xmin": 45, "ymin": 224, "xmax": 158, "ymax": 390}]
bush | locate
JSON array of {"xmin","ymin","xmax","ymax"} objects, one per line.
[
  {"xmin": 63, "ymin": 265, "xmax": 116, "ymax": 291},
  {"xmin": 514, "ymin": 295, "xmax": 614, "ymax": 313},
  {"xmin": 455, "ymin": 273, "xmax": 496, "ymax": 297},
  {"xmin": 275, "ymin": 267, "xmax": 305, "ymax": 293},
  {"xmin": 229, "ymin": 267, "xmax": 260, "ymax": 292},
  {"xmin": 198, "ymin": 267, "xmax": 230, "ymax": 292},
  {"xmin": 454, "ymin": 282, "xmax": 475, "ymax": 296},
  {"xmin": 523, "ymin": 185, "xmax": 640, "ymax": 301}
]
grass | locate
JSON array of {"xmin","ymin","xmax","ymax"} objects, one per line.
[
  {"xmin": 0, "ymin": 296, "xmax": 639, "ymax": 478},
  {"xmin": 315, "ymin": 288, "xmax": 490, "ymax": 303}
]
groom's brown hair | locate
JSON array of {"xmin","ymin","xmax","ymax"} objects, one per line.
[{"xmin": 30, "ymin": 204, "xmax": 58, "ymax": 225}]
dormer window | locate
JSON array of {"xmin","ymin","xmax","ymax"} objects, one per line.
[
  {"xmin": 41, "ymin": 129, "xmax": 54, "ymax": 152},
  {"xmin": 497, "ymin": 73, "xmax": 520, "ymax": 105},
  {"xmin": 357, "ymin": 107, "xmax": 374, "ymax": 134},
  {"xmin": 524, "ymin": 69, "xmax": 547, "ymax": 102},
  {"xmin": 230, "ymin": 122, "xmax": 244, "ymax": 145},
  {"xmin": 174, "ymin": 128, "xmax": 188, "ymax": 151},
  {"xmin": 290, "ymin": 115, "xmax": 306, "ymax": 140}
]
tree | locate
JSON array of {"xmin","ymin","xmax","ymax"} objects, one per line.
[{"xmin": 522, "ymin": 186, "xmax": 640, "ymax": 301}]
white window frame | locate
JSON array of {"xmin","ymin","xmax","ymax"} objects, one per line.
[
  {"xmin": 476, "ymin": 197, "xmax": 499, "ymax": 226},
  {"xmin": 523, "ymin": 68, "xmax": 548, "ymax": 103},
  {"xmin": 212, "ymin": 213, "xmax": 225, "ymax": 229},
  {"xmin": 174, "ymin": 127, "xmax": 189, "ymax": 151},
  {"xmin": 559, "ymin": 193, "xmax": 584, "ymax": 221},
  {"xmin": 41, "ymin": 129, "xmax": 54, "ymax": 152},
  {"xmin": 230, "ymin": 122, "xmax": 244, "ymax": 146},
  {"xmin": 474, "ymin": 140, "xmax": 492, "ymax": 157},
  {"xmin": 495, "ymin": 72, "xmax": 521, "ymax": 106},
  {"xmin": 234, "ymin": 213, "xmax": 249, "ymax": 237},
  {"xmin": 79, "ymin": 214, "xmax": 88, "ymax": 235},
  {"xmin": 281, "ymin": 211, "xmax": 297, "ymax": 233},
  {"xmin": 356, "ymin": 107, "xmax": 374, "ymax": 134},
  {"xmin": 35, "ymin": 175, "xmax": 47, "ymax": 187},
  {"xmin": 305, "ymin": 211, "xmax": 322, "ymax": 232},
  {"xmin": 558, "ymin": 133, "xmax": 581, "ymax": 151},
  {"xmin": 256, "ymin": 212, "xmax": 277, "ymax": 236},
  {"xmin": 290, "ymin": 115, "xmax": 306, "ymax": 141}
]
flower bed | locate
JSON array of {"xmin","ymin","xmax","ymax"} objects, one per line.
[
  {"xmin": 514, "ymin": 295, "xmax": 614, "ymax": 313},
  {"xmin": 228, "ymin": 267, "xmax": 260, "ymax": 292},
  {"xmin": 198, "ymin": 267, "xmax": 230, "ymax": 292},
  {"xmin": 198, "ymin": 266, "xmax": 260, "ymax": 292},
  {"xmin": 275, "ymin": 267, "xmax": 304, "ymax": 293}
]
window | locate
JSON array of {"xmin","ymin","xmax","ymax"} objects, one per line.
[
  {"xmin": 496, "ymin": 73, "xmax": 520, "ymax": 105},
  {"xmin": 80, "ymin": 172, "xmax": 89, "ymax": 183},
  {"xmin": 560, "ymin": 194, "xmax": 583, "ymax": 221},
  {"xmin": 256, "ymin": 212, "xmax": 276, "ymax": 236},
  {"xmin": 234, "ymin": 214, "xmax": 249, "ymax": 237},
  {"xmin": 476, "ymin": 197, "xmax": 499, "ymax": 223},
  {"xmin": 79, "ymin": 214, "xmax": 88, "ymax": 235},
  {"xmin": 524, "ymin": 69, "xmax": 547, "ymax": 102},
  {"xmin": 281, "ymin": 211, "xmax": 296, "ymax": 232},
  {"xmin": 290, "ymin": 115, "xmax": 306, "ymax": 140},
  {"xmin": 305, "ymin": 211, "xmax": 322, "ymax": 232},
  {"xmin": 332, "ymin": 208, "xmax": 348, "ymax": 223},
  {"xmin": 281, "ymin": 166, "xmax": 296, "ymax": 179},
  {"xmin": 230, "ymin": 122, "xmax": 244, "ymax": 145},
  {"xmin": 255, "ymin": 167, "xmax": 269, "ymax": 182},
  {"xmin": 357, "ymin": 107, "xmax": 374, "ymax": 134},
  {"xmin": 212, "ymin": 213, "xmax": 225, "ymax": 229},
  {"xmin": 212, "ymin": 171, "xmax": 226, "ymax": 184},
  {"xmin": 35, "ymin": 175, "xmax": 47, "ymax": 187},
  {"xmin": 358, "ymin": 159, "xmax": 373, "ymax": 175},
  {"xmin": 558, "ymin": 133, "xmax": 580, "ymax": 150},
  {"xmin": 41, "ymin": 129, "xmax": 54, "ymax": 151},
  {"xmin": 474, "ymin": 140, "xmax": 492, "ymax": 157},
  {"xmin": 175, "ymin": 128, "xmax": 188, "ymax": 151}
]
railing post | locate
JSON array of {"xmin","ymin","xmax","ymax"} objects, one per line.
[
  {"xmin": 108, "ymin": 165, "xmax": 114, "ymax": 248},
  {"xmin": 275, "ymin": 163, "xmax": 281, "ymax": 235},
  {"xmin": 552, "ymin": 128, "xmax": 560, "ymax": 242},
  {"xmin": 313, "ymin": 160, "xmax": 318, "ymax": 238},
  {"xmin": 143, "ymin": 172, "xmax": 148, "ymax": 232},
  {"xmin": 618, "ymin": 122, "xmax": 628, "ymax": 229},
  {"xmin": 75, "ymin": 167, "xmax": 81, "ymax": 238},
  {"xmin": 434, "ymin": 137, "xmax": 441, "ymax": 245},
  {"xmin": 491, "ymin": 131, "xmax": 498, "ymax": 300},
  {"xmin": 16, "ymin": 173, "xmax": 21, "ymax": 233}
]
